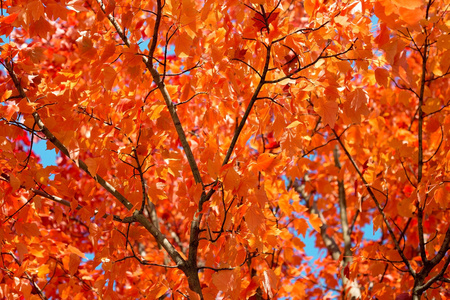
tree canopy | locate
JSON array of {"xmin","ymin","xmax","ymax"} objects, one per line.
[{"xmin": 1, "ymin": 0, "xmax": 450, "ymax": 299}]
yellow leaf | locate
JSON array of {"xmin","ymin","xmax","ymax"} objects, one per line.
[
  {"xmin": 286, "ymin": 120, "xmax": 302, "ymax": 129},
  {"xmin": 149, "ymin": 104, "xmax": 166, "ymax": 120},
  {"xmin": 37, "ymin": 265, "xmax": 50, "ymax": 278},
  {"xmin": 1, "ymin": 89, "xmax": 12, "ymax": 101}
]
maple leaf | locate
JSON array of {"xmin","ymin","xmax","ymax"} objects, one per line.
[
  {"xmin": 1, "ymin": 101, "xmax": 19, "ymax": 121},
  {"xmin": 256, "ymin": 153, "xmax": 276, "ymax": 171},
  {"xmin": 343, "ymin": 88, "xmax": 369, "ymax": 124},
  {"xmin": 392, "ymin": 0, "xmax": 423, "ymax": 9},
  {"xmin": 308, "ymin": 213, "xmax": 322, "ymax": 232},
  {"xmin": 314, "ymin": 98, "xmax": 338, "ymax": 127},
  {"xmin": 252, "ymin": 11, "xmax": 279, "ymax": 32},
  {"xmin": 1, "ymin": 0, "xmax": 449, "ymax": 299}
]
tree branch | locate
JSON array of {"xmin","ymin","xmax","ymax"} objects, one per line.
[{"xmin": 332, "ymin": 128, "xmax": 416, "ymax": 277}]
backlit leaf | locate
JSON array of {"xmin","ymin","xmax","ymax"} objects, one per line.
[
  {"xmin": 256, "ymin": 153, "xmax": 276, "ymax": 171},
  {"xmin": 375, "ymin": 68, "xmax": 389, "ymax": 88},
  {"xmin": 314, "ymin": 99, "xmax": 338, "ymax": 127},
  {"xmin": 392, "ymin": 0, "xmax": 423, "ymax": 9},
  {"xmin": 308, "ymin": 213, "xmax": 322, "ymax": 232}
]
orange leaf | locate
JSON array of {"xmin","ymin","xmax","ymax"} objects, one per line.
[
  {"xmin": 37, "ymin": 264, "xmax": 51, "ymax": 278},
  {"xmin": 17, "ymin": 99, "xmax": 38, "ymax": 114},
  {"xmin": 77, "ymin": 35, "xmax": 97, "ymax": 59},
  {"xmin": 308, "ymin": 213, "xmax": 322, "ymax": 232},
  {"xmin": 304, "ymin": 0, "xmax": 319, "ymax": 17},
  {"xmin": 426, "ymin": 116, "xmax": 440, "ymax": 133},
  {"xmin": 286, "ymin": 120, "xmax": 302, "ymax": 129},
  {"xmin": 223, "ymin": 167, "xmax": 240, "ymax": 191},
  {"xmin": 246, "ymin": 205, "xmax": 265, "ymax": 234},
  {"xmin": 68, "ymin": 253, "xmax": 80, "ymax": 276},
  {"xmin": 102, "ymin": 65, "xmax": 117, "ymax": 90},
  {"xmin": 434, "ymin": 188, "xmax": 448, "ymax": 209},
  {"xmin": 148, "ymin": 282, "xmax": 169, "ymax": 299},
  {"xmin": 101, "ymin": 41, "xmax": 116, "ymax": 62},
  {"xmin": 375, "ymin": 68, "xmax": 389, "ymax": 88},
  {"xmin": 344, "ymin": 88, "xmax": 369, "ymax": 124},
  {"xmin": 84, "ymin": 157, "xmax": 99, "ymax": 176},
  {"xmin": 437, "ymin": 34, "xmax": 450, "ymax": 50},
  {"xmin": 67, "ymin": 245, "xmax": 87, "ymax": 259},
  {"xmin": 397, "ymin": 196, "xmax": 415, "ymax": 218},
  {"xmin": 314, "ymin": 99, "xmax": 338, "ymax": 127},
  {"xmin": 148, "ymin": 104, "xmax": 166, "ymax": 120},
  {"xmin": 262, "ymin": 269, "xmax": 278, "ymax": 298},
  {"xmin": 293, "ymin": 218, "xmax": 308, "ymax": 237},
  {"xmin": 256, "ymin": 153, "xmax": 276, "ymax": 171},
  {"xmin": 2, "ymin": 101, "xmax": 19, "ymax": 121},
  {"xmin": 392, "ymin": 0, "xmax": 423, "ymax": 9},
  {"xmin": 1, "ymin": 13, "xmax": 18, "ymax": 24},
  {"xmin": 212, "ymin": 270, "xmax": 235, "ymax": 291},
  {"xmin": 174, "ymin": 31, "xmax": 192, "ymax": 58},
  {"xmin": 16, "ymin": 243, "xmax": 28, "ymax": 263},
  {"xmin": 45, "ymin": 2, "xmax": 67, "ymax": 21},
  {"xmin": 25, "ymin": 0, "xmax": 45, "ymax": 22},
  {"xmin": 29, "ymin": 17, "xmax": 55, "ymax": 39},
  {"xmin": 252, "ymin": 11, "xmax": 279, "ymax": 32}
]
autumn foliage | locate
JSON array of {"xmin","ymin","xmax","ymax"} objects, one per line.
[{"xmin": 1, "ymin": 0, "xmax": 450, "ymax": 299}]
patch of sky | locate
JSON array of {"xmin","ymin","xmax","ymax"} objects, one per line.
[
  {"xmin": 0, "ymin": 16, "xmax": 58, "ymax": 173},
  {"xmin": 33, "ymin": 138, "xmax": 58, "ymax": 168},
  {"xmin": 137, "ymin": 37, "xmax": 150, "ymax": 50},
  {"xmin": 370, "ymin": 15, "xmax": 379, "ymax": 33},
  {"xmin": 362, "ymin": 222, "xmax": 382, "ymax": 241},
  {"xmin": 0, "ymin": 12, "xmax": 9, "ymax": 75},
  {"xmin": 298, "ymin": 219, "xmax": 322, "ymax": 261},
  {"xmin": 84, "ymin": 252, "xmax": 103, "ymax": 270}
]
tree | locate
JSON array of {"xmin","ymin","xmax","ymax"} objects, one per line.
[{"xmin": 0, "ymin": 0, "xmax": 449, "ymax": 299}]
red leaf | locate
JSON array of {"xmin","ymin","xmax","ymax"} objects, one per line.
[{"xmin": 252, "ymin": 11, "xmax": 279, "ymax": 31}]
